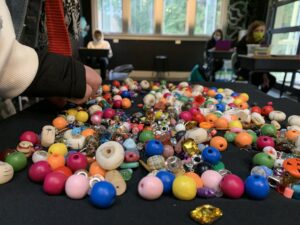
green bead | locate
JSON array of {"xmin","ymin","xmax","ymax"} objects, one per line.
[
  {"xmin": 252, "ymin": 152, "xmax": 275, "ymax": 169},
  {"xmin": 213, "ymin": 161, "xmax": 225, "ymax": 171},
  {"xmin": 5, "ymin": 152, "xmax": 27, "ymax": 172},
  {"xmin": 178, "ymin": 96, "xmax": 189, "ymax": 103},
  {"xmin": 119, "ymin": 169, "xmax": 133, "ymax": 181},
  {"xmin": 224, "ymin": 132, "xmax": 237, "ymax": 143},
  {"xmin": 261, "ymin": 124, "xmax": 277, "ymax": 137},
  {"xmin": 247, "ymin": 130, "xmax": 258, "ymax": 144},
  {"xmin": 139, "ymin": 130, "xmax": 155, "ymax": 143},
  {"xmin": 119, "ymin": 162, "xmax": 139, "ymax": 169}
]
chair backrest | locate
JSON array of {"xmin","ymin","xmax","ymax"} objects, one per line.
[{"xmin": 231, "ymin": 52, "xmax": 238, "ymax": 73}]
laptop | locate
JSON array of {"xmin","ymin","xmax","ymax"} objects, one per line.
[
  {"xmin": 215, "ymin": 40, "xmax": 232, "ymax": 51},
  {"xmin": 79, "ymin": 48, "xmax": 109, "ymax": 58}
]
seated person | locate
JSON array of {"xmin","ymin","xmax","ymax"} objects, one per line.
[
  {"xmin": 87, "ymin": 30, "xmax": 113, "ymax": 80},
  {"xmin": 0, "ymin": 0, "xmax": 101, "ymax": 107},
  {"xmin": 205, "ymin": 29, "xmax": 225, "ymax": 81},
  {"xmin": 235, "ymin": 21, "xmax": 276, "ymax": 93}
]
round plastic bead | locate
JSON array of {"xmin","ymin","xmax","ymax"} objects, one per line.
[
  {"xmin": 220, "ymin": 174, "xmax": 244, "ymax": 199},
  {"xmin": 138, "ymin": 175, "xmax": 164, "ymax": 200},
  {"xmin": 172, "ymin": 175, "xmax": 197, "ymax": 200},
  {"xmin": 145, "ymin": 140, "xmax": 164, "ymax": 156},
  {"xmin": 90, "ymin": 181, "xmax": 116, "ymax": 208},
  {"xmin": 201, "ymin": 147, "xmax": 221, "ymax": 165},
  {"xmin": 244, "ymin": 175, "xmax": 270, "ymax": 200}
]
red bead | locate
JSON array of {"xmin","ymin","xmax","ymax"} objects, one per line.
[{"xmin": 43, "ymin": 172, "xmax": 67, "ymax": 195}]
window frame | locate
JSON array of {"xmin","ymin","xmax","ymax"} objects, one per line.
[
  {"xmin": 266, "ymin": 0, "xmax": 300, "ymax": 89},
  {"xmin": 91, "ymin": 0, "xmax": 229, "ymax": 41}
]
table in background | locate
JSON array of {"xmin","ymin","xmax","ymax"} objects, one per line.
[
  {"xmin": 238, "ymin": 55, "xmax": 300, "ymax": 98},
  {"xmin": 1, "ymin": 83, "xmax": 300, "ymax": 225},
  {"xmin": 207, "ymin": 49, "xmax": 235, "ymax": 81}
]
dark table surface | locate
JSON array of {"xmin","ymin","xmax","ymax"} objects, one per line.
[{"xmin": 1, "ymin": 82, "xmax": 300, "ymax": 225}]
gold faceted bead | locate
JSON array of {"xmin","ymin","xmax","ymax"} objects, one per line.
[
  {"xmin": 182, "ymin": 138, "xmax": 200, "ymax": 156},
  {"xmin": 190, "ymin": 204, "xmax": 223, "ymax": 224}
]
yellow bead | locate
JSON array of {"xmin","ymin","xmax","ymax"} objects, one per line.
[
  {"xmin": 217, "ymin": 88, "xmax": 224, "ymax": 93},
  {"xmin": 172, "ymin": 175, "xmax": 197, "ymax": 200},
  {"xmin": 67, "ymin": 108, "xmax": 78, "ymax": 116},
  {"xmin": 155, "ymin": 110, "xmax": 163, "ymax": 120},
  {"xmin": 76, "ymin": 111, "xmax": 89, "ymax": 123},
  {"xmin": 229, "ymin": 120, "xmax": 243, "ymax": 129},
  {"xmin": 48, "ymin": 143, "xmax": 68, "ymax": 156},
  {"xmin": 233, "ymin": 98, "xmax": 243, "ymax": 106},
  {"xmin": 239, "ymin": 93, "xmax": 249, "ymax": 102}
]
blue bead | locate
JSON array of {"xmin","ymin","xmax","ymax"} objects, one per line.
[
  {"xmin": 215, "ymin": 94, "xmax": 223, "ymax": 100},
  {"xmin": 245, "ymin": 175, "xmax": 270, "ymax": 200},
  {"xmin": 90, "ymin": 181, "xmax": 116, "ymax": 208},
  {"xmin": 292, "ymin": 184, "xmax": 300, "ymax": 200},
  {"xmin": 215, "ymin": 103, "xmax": 225, "ymax": 112},
  {"xmin": 201, "ymin": 147, "xmax": 221, "ymax": 165},
  {"xmin": 121, "ymin": 91, "xmax": 131, "ymax": 99},
  {"xmin": 156, "ymin": 170, "xmax": 175, "ymax": 194},
  {"xmin": 231, "ymin": 92, "xmax": 239, "ymax": 97},
  {"xmin": 145, "ymin": 140, "xmax": 164, "ymax": 156},
  {"xmin": 210, "ymin": 87, "xmax": 218, "ymax": 91}
]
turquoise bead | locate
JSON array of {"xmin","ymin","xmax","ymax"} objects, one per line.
[
  {"xmin": 213, "ymin": 161, "xmax": 225, "ymax": 171},
  {"xmin": 119, "ymin": 162, "xmax": 139, "ymax": 169},
  {"xmin": 119, "ymin": 169, "xmax": 133, "ymax": 181}
]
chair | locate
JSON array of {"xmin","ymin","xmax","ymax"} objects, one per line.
[{"xmin": 153, "ymin": 55, "xmax": 169, "ymax": 78}]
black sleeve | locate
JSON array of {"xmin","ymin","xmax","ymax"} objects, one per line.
[
  {"xmin": 205, "ymin": 39, "xmax": 216, "ymax": 53},
  {"xmin": 236, "ymin": 36, "xmax": 248, "ymax": 55}
]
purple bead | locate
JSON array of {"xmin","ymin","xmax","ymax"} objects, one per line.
[{"xmin": 197, "ymin": 187, "xmax": 216, "ymax": 198}]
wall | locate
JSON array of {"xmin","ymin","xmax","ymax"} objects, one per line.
[{"xmin": 106, "ymin": 39, "xmax": 206, "ymax": 71}]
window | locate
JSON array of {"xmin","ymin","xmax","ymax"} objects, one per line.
[
  {"xmin": 130, "ymin": 0, "xmax": 154, "ymax": 34},
  {"xmin": 162, "ymin": 0, "xmax": 187, "ymax": 35},
  {"xmin": 98, "ymin": 0, "xmax": 122, "ymax": 33},
  {"xmin": 194, "ymin": 0, "xmax": 222, "ymax": 35},
  {"xmin": 274, "ymin": 1, "xmax": 300, "ymax": 29},
  {"xmin": 271, "ymin": 31, "xmax": 300, "ymax": 55},
  {"xmin": 94, "ymin": 0, "xmax": 228, "ymax": 36},
  {"xmin": 267, "ymin": 0, "xmax": 300, "ymax": 88}
]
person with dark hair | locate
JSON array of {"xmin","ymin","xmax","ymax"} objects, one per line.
[
  {"xmin": 0, "ymin": 0, "xmax": 101, "ymax": 106},
  {"xmin": 235, "ymin": 20, "xmax": 276, "ymax": 93},
  {"xmin": 205, "ymin": 29, "xmax": 225, "ymax": 81},
  {"xmin": 87, "ymin": 30, "xmax": 113, "ymax": 81}
]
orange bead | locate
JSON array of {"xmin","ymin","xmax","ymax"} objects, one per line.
[
  {"xmin": 207, "ymin": 89, "xmax": 216, "ymax": 97},
  {"xmin": 214, "ymin": 117, "xmax": 229, "ymax": 130},
  {"xmin": 54, "ymin": 166, "xmax": 73, "ymax": 178},
  {"xmin": 102, "ymin": 84, "xmax": 111, "ymax": 92},
  {"xmin": 89, "ymin": 161, "xmax": 106, "ymax": 177},
  {"xmin": 210, "ymin": 136, "xmax": 228, "ymax": 151},
  {"xmin": 81, "ymin": 128, "xmax": 95, "ymax": 137},
  {"xmin": 184, "ymin": 172, "xmax": 203, "ymax": 189},
  {"xmin": 199, "ymin": 122, "xmax": 214, "ymax": 129},
  {"xmin": 47, "ymin": 153, "xmax": 65, "ymax": 170},
  {"xmin": 205, "ymin": 113, "xmax": 218, "ymax": 123},
  {"xmin": 234, "ymin": 132, "xmax": 253, "ymax": 148},
  {"xmin": 237, "ymin": 102, "xmax": 249, "ymax": 110},
  {"xmin": 52, "ymin": 117, "xmax": 68, "ymax": 130},
  {"xmin": 285, "ymin": 130, "xmax": 300, "ymax": 142},
  {"xmin": 122, "ymin": 98, "xmax": 132, "ymax": 109}
]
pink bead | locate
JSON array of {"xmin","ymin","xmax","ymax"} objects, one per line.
[
  {"xmin": 189, "ymin": 107, "xmax": 200, "ymax": 115},
  {"xmin": 220, "ymin": 174, "xmax": 244, "ymax": 199},
  {"xmin": 66, "ymin": 152, "xmax": 88, "ymax": 172},
  {"xmin": 138, "ymin": 175, "xmax": 164, "ymax": 200},
  {"xmin": 256, "ymin": 136, "xmax": 275, "ymax": 151},
  {"xmin": 19, "ymin": 131, "xmax": 38, "ymax": 145},
  {"xmin": 91, "ymin": 114, "xmax": 102, "ymax": 125},
  {"xmin": 43, "ymin": 172, "xmax": 67, "ymax": 195},
  {"xmin": 28, "ymin": 161, "xmax": 52, "ymax": 183},
  {"xmin": 163, "ymin": 145, "xmax": 174, "ymax": 158},
  {"xmin": 113, "ymin": 95, "xmax": 122, "ymax": 101},
  {"xmin": 93, "ymin": 111, "xmax": 102, "ymax": 117},
  {"xmin": 201, "ymin": 170, "xmax": 223, "ymax": 192},
  {"xmin": 103, "ymin": 108, "xmax": 116, "ymax": 119},
  {"xmin": 179, "ymin": 111, "xmax": 193, "ymax": 122},
  {"xmin": 65, "ymin": 174, "xmax": 89, "ymax": 199}
]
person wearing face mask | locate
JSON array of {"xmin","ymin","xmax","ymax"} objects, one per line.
[
  {"xmin": 87, "ymin": 30, "xmax": 113, "ymax": 80},
  {"xmin": 205, "ymin": 29, "xmax": 225, "ymax": 81},
  {"xmin": 235, "ymin": 21, "xmax": 276, "ymax": 93}
]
